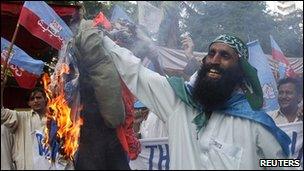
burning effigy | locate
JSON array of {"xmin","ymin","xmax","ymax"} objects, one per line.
[{"xmin": 42, "ymin": 18, "xmax": 130, "ymax": 169}]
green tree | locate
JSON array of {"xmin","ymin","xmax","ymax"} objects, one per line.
[
  {"xmin": 47, "ymin": 1, "xmax": 76, "ymax": 5},
  {"xmin": 182, "ymin": 1, "xmax": 277, "ymax": 53},
  {"xmin": 75, "ymin": 1, "xmax": 303, "ymax": 57},
  {"xmin": 81, "ymin": 1, "xmax": 109, "ymax": 19},
  {"xmin": 271, "ymin": 9, "xmax": 303, "ymax": 57}
]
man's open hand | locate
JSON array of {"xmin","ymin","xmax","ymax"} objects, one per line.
[{"xmin": 181, "ymin": 35, "xmax": 194, "ymax": 60}]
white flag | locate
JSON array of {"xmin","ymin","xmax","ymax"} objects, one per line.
[{"xmin": 138, "ymin": 1, "xmax": 163, "ymax": 33}]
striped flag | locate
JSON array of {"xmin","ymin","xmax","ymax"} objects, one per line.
[
  {"xmin": 19, "ymin": 1, "xmax": 73, "ymax": 50},
  {"xmin": 270, "ymin": 35, "xmax": 296, "ymax": 78},
  {"xmin": 1, "ymin": 37, "xmax": 44, "ymax": 89}
]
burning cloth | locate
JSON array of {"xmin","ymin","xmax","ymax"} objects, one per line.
[{"xmin": 44, "ymin": 18, "xmax": 126, "ymax": 164}]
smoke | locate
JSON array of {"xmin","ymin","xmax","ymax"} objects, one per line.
[{"xmin": 69, "ymin": 11, "xmax": 82, "ymax": 35}]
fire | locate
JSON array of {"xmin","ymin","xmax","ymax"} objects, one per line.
[{"xmin": 42, "ymin": 63, "xmax": 83, "ymax": 160}]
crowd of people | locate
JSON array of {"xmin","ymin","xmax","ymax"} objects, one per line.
[{"xmin": 1, "ymin": 15, "xmax": 303, "ymax": 170}]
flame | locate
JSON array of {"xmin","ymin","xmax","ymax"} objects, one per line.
[{"xmin": 42, "ymin": 63, "xmax": 83, "ymax": 160}]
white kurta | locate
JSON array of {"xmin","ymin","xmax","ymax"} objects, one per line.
[
  {"xmin": 140, "ymin": 111, "xmax": 168, "ymax": 139},
  {"xmin": 1, "ymin": 125, "xmax": 15, "ymax": 170},
  {"xmin": 103, "ymin": 36, "xmax": 290, "ymax": 170},
  {"xmin": 1, "ymin": 109, "xmax": 73, "ymax": 170}
]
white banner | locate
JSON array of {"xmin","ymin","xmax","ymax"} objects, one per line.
[
  {"xmin": 129, "ymin": 122, "xmax": 303, "ymax": 169},
  {"xmin": 278, "ymin": 121, "xmax": 303, "ymax": 168},
  {"xmin": 138, "ymin": 1, "xmax": 163, "ymax": 33},
  {"xmin": 129, "ymin": 137, "xmax": 169, "ymax": 170}
]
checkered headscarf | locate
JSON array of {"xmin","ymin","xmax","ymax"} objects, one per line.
[{"xmin": 209, "ymin": 34, "xmax": 249, "ymax": 60}]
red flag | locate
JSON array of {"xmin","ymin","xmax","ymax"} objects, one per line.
[
  {"xmin": 270, "ymin": 35, "xmax": 296, "ymax": 78},
  {"xmin": 116, "ymin": 78, "xmax": 141, "ymax": 160},
  {"xmin": 18, "ymin": 1, "xmax": 73, "ymax": 50},
  {"xmin": 9, "ymin": 64, "xmax": 39, "ymax": 89},
  {"xmin": 0, "ymin": 62, "xmax": 39, "ymax": 89},
  {"xmin": 93, "ymin": 12, "xmax": 112, "ymax": 30}
]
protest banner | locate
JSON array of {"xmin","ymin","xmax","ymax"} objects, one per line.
[
  {"xmin": 247, "ymin": 40, "xmax": 280, "ymax": 112},
  {"xmin": 138, "ymin": 1, "xmax": 163, "ymax": 34},
  {"xmin": 129, "ymin": 137, "xmax": 169, "ymax": 170},
  {"xmin": 278, "ymin": 121, "xmax": 303, "ymax": 168}
]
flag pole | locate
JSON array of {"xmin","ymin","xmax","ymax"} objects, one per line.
[
  {"xmin": 2, "ymin": 21, "xmax": 20, "ymax": 74},
  {"xmin": 1, "ymin": 20, "xmax": 20, "ymax": 107}
]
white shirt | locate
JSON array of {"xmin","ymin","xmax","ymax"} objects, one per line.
[
  {"xmin": 32, "ymin": 130, "xmax": 66, "ymax": 170},
  {"xmin": 140, "ymin": 111, "xmax": 168, "ymax": 139},
  {"xmin": 1, "ymin": 109, "xmax": 70, "ymax": 170},
  {"xmin": 268, "ymin": 109, "xmax": 302, "ymax": 125},
  {"xmin": 103, "ymin": 36, "xmax": 290, "ymax": 170}
]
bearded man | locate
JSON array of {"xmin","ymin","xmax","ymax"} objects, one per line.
[{"xmin": 101, "ymin": 34, "xmax": 291, "ymax": 169}]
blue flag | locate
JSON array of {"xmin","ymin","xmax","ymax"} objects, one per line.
[
  {"xmin": 110, "ymin": 5, "xmax": 134, "ymax": 23},
  {"xmin": 1, "ymin": 37, "xmax": 44, "ymax": 89},
  {"xmin": 1, "ymin": 37, "xmax": 44, "ymax": 75},
  {"xmin": 247, "ymin": 40, "xmax": 279, "ymax": 112}
]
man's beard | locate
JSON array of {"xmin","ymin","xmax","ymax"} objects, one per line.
[{"xmin": 192, "ymin": 62, "xmax": 243, "ymax": 110}]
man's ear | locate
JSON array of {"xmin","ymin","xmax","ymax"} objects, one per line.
[{"xmin": 201, "ymin": 55, "xmax": 207, "ymax": 64}]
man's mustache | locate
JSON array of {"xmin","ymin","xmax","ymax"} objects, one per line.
[{"xmin": 202, "ymin": 63, "xmax": 225, "ymax": 75}]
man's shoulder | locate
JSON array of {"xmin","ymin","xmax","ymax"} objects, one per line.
[
  {"xmin": 266, "ymin": 109, "xmax": 280, "ymax": 118},
  {"xmin": 15, "ymin": 108, "xmax": 32, "ymax": 113},
  {"xmin": 13, "ymin": 109, "xmax": 34, "ymax": 118}
]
